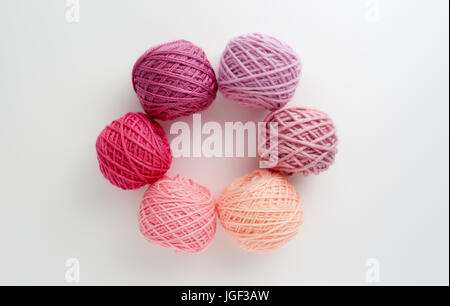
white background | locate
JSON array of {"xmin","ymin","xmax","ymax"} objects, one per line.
[{"xmin": 0, "ymin": 0, "xmax": 448, "ymax": 285}]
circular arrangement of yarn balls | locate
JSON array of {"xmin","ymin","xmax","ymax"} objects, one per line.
[
  {"xmin": 132, "ymin": 40, "xmax": 218, "ymax": 120},
  {"xmin": 138, "ymin": 175, "xmax": 216, "ymax": 253},
  {"xmin": 217, "ymin": 169, "xmax": 303, "ymax": 254},
  {"xmin": 218, "ymin": 33, "xmax": 301, "ymax": 111},
  {"xmin": 260, "ymin": 106, "xmax": 338, "ymax": 176},
  {"xmin": 96, "ymin": 112, "xmax": 172, "ymax": 190}
]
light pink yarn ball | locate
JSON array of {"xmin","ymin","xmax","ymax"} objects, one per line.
[
  {"xmin": 138, "ymin": 175, "xmax": 217, "ymax": 253},
  {"xmin": 260, "ymin": 107, "xmax": 338, "ymax": 176},
  {"xmin": 218, "ymin": 33, "xmax": 301, "ymax": 110}
]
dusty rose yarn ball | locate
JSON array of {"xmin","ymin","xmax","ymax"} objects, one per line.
[
  {"xmin": 132, "ymin": 40, "xmax": 218, "ymax": 120},
  {"xmin": 218, "ymin": 33, "xmax": 301, "ymax": 111},
  {"xmin": 260, "ymin": 107, "xmax": 338, "ymax": 176},
  {"xmin": 96, "ymin": 112, "xmax": 172, "ymax": 190},
  {"xmin": 218, "ymin": 169, "xmax": 303, "ymax": 254},
  {"xmin": 138, "ymin": 175, "xmax": 216, "ymax": 253}
]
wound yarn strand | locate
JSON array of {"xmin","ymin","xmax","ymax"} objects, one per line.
[
  {"xmin": 261, "ymin": 107, "xmax": 338, "ymax": 176},
  {"xmin": 132, "ymin": 40, "xmax": 218, "ymax": 120},
  {"xmin": 219, "ymin": 33, "xmax": 301, "ymax": 110},
  {"xmin": 96, "ymin": 112, "xmax": 172, "ymax": 190},
  {"xmin": 139, "ymin": 175, "xmax": 217, "ymax": 253},
  {"xmin": 217, "ymin": 169, "xmax": 304, "ymax": 254}
]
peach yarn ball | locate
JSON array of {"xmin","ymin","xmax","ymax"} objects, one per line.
[
  {"xmin": 217, "ymin": 169, "xmax": 303, "ymax": 254},
  {"xmin": 138, "ymin": 175, "xmax": 217, "ymax": 253}
]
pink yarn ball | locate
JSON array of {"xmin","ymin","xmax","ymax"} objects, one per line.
[
  {"xmin": 260, "ymin": 107, "xmax": 338, "ymax": 176},
  {"xmin": 96, "ymin": 112, "xmax": 172, "ymax": 190},
  {"xmin": 138, "ymin": 175, "xmax": 217, "ymax": 253},
  {"xmin": 218, "ymin": 33, "xmax": 301, "ymax": 111},
  {"xmin": 132, "ymin": 40, "xmax": 218, "ymax": 120}
]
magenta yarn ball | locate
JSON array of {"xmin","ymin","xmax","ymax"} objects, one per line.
[
  {"xmin": 132, "ymin": 40, "xmax": 218, "ymax": 121},
  {"xmin": 96, "ymin": 112, "xmax": 172, "ymax": 190},
  {"xmin": 218, "ymin": 33, "xmax": 302, "ymax": 111},
  {"xmin": 260, "ymin": 107, "xmax": 338, "ymax": 176},
  {"xmin": 138, "ymin": 175, "xmax": 217, "ymax": 253}
]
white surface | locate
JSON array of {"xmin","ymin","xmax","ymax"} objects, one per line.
[{"xmin": 0, "ymin": 0, "xmax": 448, "ymax": 285}]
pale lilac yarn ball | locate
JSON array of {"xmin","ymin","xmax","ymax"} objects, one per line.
[{"xmin": 218, "ymin": 33, "xmax": 302, "ymax": 111}]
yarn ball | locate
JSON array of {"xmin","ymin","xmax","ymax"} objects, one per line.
[
  {"xmin": 218, "ymin": 33, "xmax": 301, "ymax": 111},
  {"xmin": 96, "ymin": 112, "xmax": 172, "ymax": 190},
  {"xmin": 217, "ymin": 169, "xmax": 303, "ymax": 254},
  {"xmin": 260, "ymin": 107, "xmax": 338, "ymax": 176},
  {"xmin": 138, "ymin": 175, "xmax": 217, "ymax": 253},
  {"xmin": 132, "ymin": 40, "xmax": 218, "ymax": 120}
]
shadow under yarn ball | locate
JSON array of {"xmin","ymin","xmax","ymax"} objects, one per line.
[
  {"xmin": 96, "ymin": 112, "xmax": 172, "ymax": 190},
  {"xmin": 138, "ymin": 175, "xmax": 217, "ymax": 253},
  {"xmin": 218, "ymin": 33, "xmax": 302, "ymax": 111},
  {"xmin": 260, "ymin": 107, "xmax": 338, "ymax": 176},
  {"xmin": 132, "ymin": 40, "xmax": 218, "ymax": 121},
  {"xmin": 217, "ymin": 169, "xmax": 304, "ymax": 254}
]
